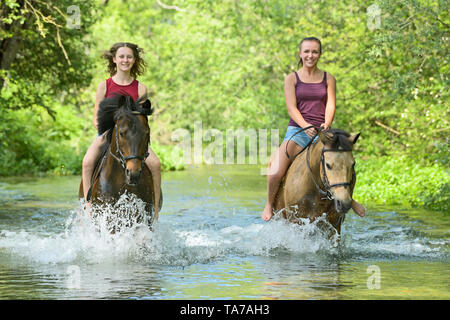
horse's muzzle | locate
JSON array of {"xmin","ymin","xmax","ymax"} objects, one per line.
[
  {"xmin": 125, "ymin": 168, "xmax": 142, "ymax": 186},
  {"xmin": 334, "ymin": 199, "xmax": 352, "ymax": 213}
]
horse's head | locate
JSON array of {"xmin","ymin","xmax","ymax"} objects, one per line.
[
  {"xmin": 318, "ymin": 129, "xmax": 360, "ymax": 213},
  {"xmin": 98, "ymin": 95, "xmax": 153, "ymax": 186}
]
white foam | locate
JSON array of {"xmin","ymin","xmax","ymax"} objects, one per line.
[{"xmin": 0, "ymin": 193, "xmax": 446, "ymax": 266}]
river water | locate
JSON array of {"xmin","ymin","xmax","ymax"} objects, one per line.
[{"xmin": 0, "ymin": 165, "xmax": 448, "ymax": 299}]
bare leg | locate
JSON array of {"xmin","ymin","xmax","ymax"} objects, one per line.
[
  {"xmin": 82, "ymin": 134, "xmax": 107, "ymax": 203},
  {"xmin": 349, "ymin": 167, "xmax": 366, "ymax": 217},
  {"xmin": 262, "ymin": 140, "xmax": 303, "ymax": 221},
  {"xmin": 145, "ymin": 148, "xmax": 161, "ymax": 220},
  {"xmin": 352, "ymin": 199, "xmax": 366, "ymax": 217}
]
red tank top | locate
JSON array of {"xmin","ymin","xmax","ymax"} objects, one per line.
[
  {"xmin": 288, "ymin": 71, "xmax": 328, "ymax": 129},
  {"xmin": 105, "ymin": 77, "xmax": 139, "ymax": 101}
]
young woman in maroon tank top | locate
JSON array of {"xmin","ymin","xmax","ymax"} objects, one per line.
[
  {"xmin": 261, "ymin": 37, "xmax": 365, "ymax": 221},
  {"xmin": 82, "ymin": 42, "xmax": 162, "ymax": 218}
]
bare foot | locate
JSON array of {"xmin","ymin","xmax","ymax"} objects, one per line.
[
  {"xmin": 83, "ymin": 201, "xmax": 93, "ymax": 215},
  {"xmin": 352, "ymin": 200, "xmax": 366, "ymax": 217},
  {"xmin": 262, "ymin": 204, "xmax": 274, "ymax": 221}
]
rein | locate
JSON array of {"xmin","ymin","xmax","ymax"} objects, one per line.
[
  {"xmin": 285, "ymin": 125, "xmax": 317, "ymax": 159},
  {"xmin": 285, "ymin": 127, "xmax": 355, "ymax": 201}
]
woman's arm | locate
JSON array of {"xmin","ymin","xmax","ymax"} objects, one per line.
[
  {"xmin": 138, "ymin": 82, "xmax": 148, "ymax": 99},
  {"xmin": 322, "ymin": 73, "xmax": 336, "ymax": 130},
  {"xmin": 93, "ymin": 81, "xmax": 107, "ymax": 129},
  {"xmin": 284, "ymin": 73, "xmax": 315, "ymax": 137}
]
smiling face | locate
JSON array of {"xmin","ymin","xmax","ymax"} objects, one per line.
[
  {"xmin": 113, "ymin": 46, "xmax": 136, "ymax": 73},
  {"xmin": 299, "ymin": 40, "xmax": 321, "ymax": 68}
]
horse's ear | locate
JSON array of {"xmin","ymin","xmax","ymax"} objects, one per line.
[
  {"xmin": 141, "ymin": 99, "xmax": 153, "ymax": 115},
  {"xmin": 349, "ymin": 133, "xmax": 361, "ymax": 145},
  {"xmin": 318, "ymin": 129, "xmax": 334, "ymax": 144}
]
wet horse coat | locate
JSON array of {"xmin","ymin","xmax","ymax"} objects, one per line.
[
  {"xmin": 274, "ymin": 129, "xmax": 360, "ymax": 235},
  {"xmin": 79, "ymin": 95, "xmax": 161, "ymax": 230}
]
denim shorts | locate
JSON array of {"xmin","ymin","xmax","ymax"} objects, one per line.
[{"xmin": 283, "ymin": 126, "xmax": 318, "ymax": 148}]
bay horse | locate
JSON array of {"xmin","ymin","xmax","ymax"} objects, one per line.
[
  {"xmin": 274, "ymin": 128, "xmax": 360, "ymax": 237},
  {"xmin": 78, "ymin": 95, "xmax": 162, "ymax": 231}
]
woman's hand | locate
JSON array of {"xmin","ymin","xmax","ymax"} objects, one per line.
[
  {"xmin": 320, "ymin": 123, "xmax": 330, "ymax": 131},
  {"xmin": 304, "ymin": 123, "xmax": 317, "ymax": 138}
]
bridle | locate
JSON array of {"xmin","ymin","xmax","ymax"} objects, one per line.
[
  {"xmin": 306, "ymin": 146, "xmax": 355, "ymax": 200},
  {"xmin": 109, "ymin": 117, "xmax": 150, "ymax": 170},
  {"xmin": 285, "ymin": 126, "xmax": 355, "ymax": 201}
]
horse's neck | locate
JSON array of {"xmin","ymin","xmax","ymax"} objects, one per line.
[{"xmin": 309, "ymin": 140, "xmax": 324, "ymax": 174}]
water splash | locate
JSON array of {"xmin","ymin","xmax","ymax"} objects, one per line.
[
  {"xmin": 0, "ymin": 195, "xmax": 342, "ymax": 266},
  {"xmin": 0, "ymin": 193, "xmax": 447, "ymax": 266}
]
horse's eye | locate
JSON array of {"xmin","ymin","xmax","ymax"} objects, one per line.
[{"xmin": 326, "ymin": 163, "xmax": 332, "ymax": 170}]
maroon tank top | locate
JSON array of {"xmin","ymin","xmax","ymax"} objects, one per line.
[
  {"xmin": 288, "ymin": 71, "xmax": 328, "ymax": 129},
  {"xmin": 105, "ymin": 77, "xmax": 139, "ymax": 101}
]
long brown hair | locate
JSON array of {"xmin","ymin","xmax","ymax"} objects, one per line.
[{"xmin": 102, "ymin": 42, "xmax": 147, "ymax": 78}]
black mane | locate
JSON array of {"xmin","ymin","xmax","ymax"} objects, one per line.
[
  {"xmin": 327, "ymin": 129, "xmax": 353, "ymax": 151},
  {"xmin": 97, "ymin": 94, "xmax": 153, "ymax": 136},
  {"xmin": 96, "ymin": 95, "xmax": 153, "ymax": 163}
]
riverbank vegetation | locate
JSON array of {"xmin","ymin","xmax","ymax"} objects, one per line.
[{"xmin": 0, "ymin": 0, "xmax": 448, "ymax": 212}]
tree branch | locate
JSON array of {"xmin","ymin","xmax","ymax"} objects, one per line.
[
  {"xmin": 374, "ymin": 120, "xmax": 400, "ymax": 135},
  {"xmin": 23, "ymin": 0, "xmax": 71, "ymax": 65},
  {"xmin": 156, "ymin": 0, "xmax": 187, "ymax": 12},
  {"xmin": 436, "ymin": 17, "xmax": 449, "ymax": 29}
]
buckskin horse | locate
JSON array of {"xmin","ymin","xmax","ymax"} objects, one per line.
[
  {"xmin": 78, "ymin": 95, "xmax": 162, "ymax": 231},
  {"xmin": 274, "ymin": 128, "xmax": 360, "ymax": 237}
]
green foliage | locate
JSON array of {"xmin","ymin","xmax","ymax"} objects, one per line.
[
  {"xmin": 354, "ymin": 156, "xmax": 449, "ymax": 214},
  {"xmin": 0, "ymin": 0, "xmax": 100, "ymax": 176},
  {"xmin": 0, "ymin": 99, "xmax": 89, "ymax": 176},
  {"xmin": 0, "ymin": 0, "xmax": 447, "ymax": 211},
  {"xmin": 335, "ymin": 0, "xmax": 449, "ymax": 164},
  {"xmin": 151, "ymin": 140, "xmax": 185, "ymax": 172},
  {"xmin": 1, "ymin": 0, "xmax": 101, "ymax": 94},
  {"xmin": 89, "ymin": 0, "xmax": 448, "ymax": 166}
]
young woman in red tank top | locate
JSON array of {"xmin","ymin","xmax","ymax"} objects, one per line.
[
  {"xmin": 82, "ymin": 42, "xmax": 162, "ymax": 218},
  {"xmin": 261, "ymin": 37, "xmax": 365, "ymax": 221}
]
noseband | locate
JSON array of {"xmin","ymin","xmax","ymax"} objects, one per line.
[
  {"xmin": 109, "ymin": 121, "xmax": 150, "ymax": 170},
  {"xmin": 306, "ymin": 145, "xmax": 355, "ymax": 201}
]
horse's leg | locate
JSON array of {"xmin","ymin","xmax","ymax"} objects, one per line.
[
  {"xmin": 262, "ymin": 140, "xmax": 302, "ymax": 221},
  {"xmin": 145, "ymin": 147, "xmax": 161, "ymax": 220},
  {"xmin": 82, "ymin": 134, "xmax": 107, "ymax": 203}
]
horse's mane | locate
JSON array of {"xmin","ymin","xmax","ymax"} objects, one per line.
[
  {"xmin": 97, "ymin": 94, "xmax": 153, "ymax": 136},
  {"xmin": 327, "ymin": 129, "xmax": 353, "ymax": 151},
  {"xmin": 96, "ymin": 95, "xmax": 153, "ymax": 158}
]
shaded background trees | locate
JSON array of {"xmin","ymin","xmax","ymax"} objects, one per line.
[{"xmin": 0, "ymin": 0, "xmax": 100, "ymax": 174}]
